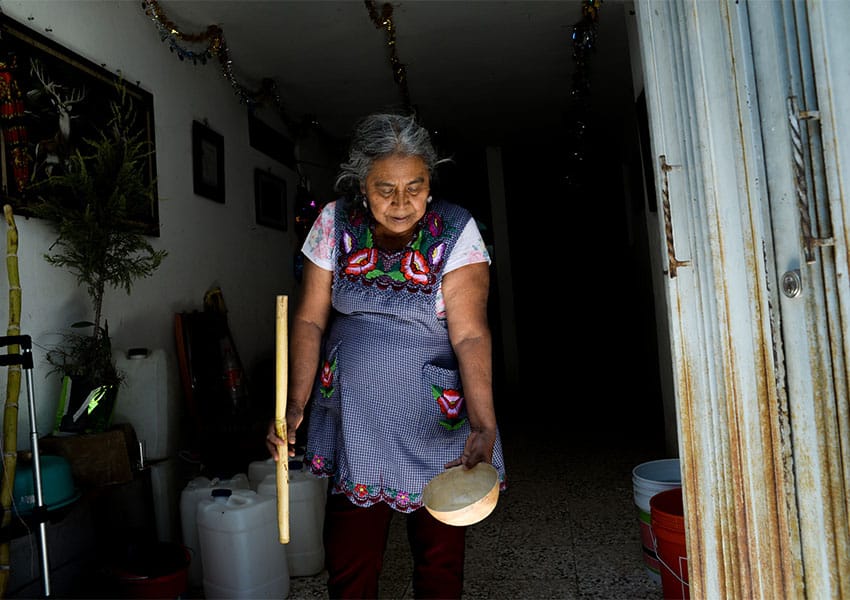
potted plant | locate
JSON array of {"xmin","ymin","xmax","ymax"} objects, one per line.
[{"xmin": 31, "ymin": 82, "xmax": 167, "ymax": 433}]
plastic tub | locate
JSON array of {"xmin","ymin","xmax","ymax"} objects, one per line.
[
  {"xmin": 651, "ymin": 487, "xmax": 689, "ymax": 599},
  {"xmin": 632, "ymin": 458, "xmax": 681, "ymax": 583}
]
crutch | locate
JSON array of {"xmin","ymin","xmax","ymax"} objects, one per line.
[{"xmin": 0, "ymin": 334, "xmax": 51, "ymax": 597}]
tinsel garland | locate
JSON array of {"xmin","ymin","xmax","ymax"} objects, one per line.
[
  {"xmin": 140, "ymin": 0, "xmax": 294, "ymax": 128},
  {"xmin": 140, "ymin": 0, "xmax": 414, "ymax": 132},
  {"xmin": 364, "ymin": 0, "xmax": 412, "ymax": 111},
  {"xmin": 564, "ymin": 0, "xmax": 602, "ymax": 192},
  {"xmin": 140, "ymin": 0, "xmax": 592, "ymax": 155}
]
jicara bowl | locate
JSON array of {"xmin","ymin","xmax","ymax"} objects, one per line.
[{"xmin": 422, "ymin": 462, "xmax": 500, "ymax": 526}]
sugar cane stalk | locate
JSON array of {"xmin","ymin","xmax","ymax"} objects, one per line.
[
  {"xmin": 275, "ymin": 295, "xmax": 289, "ymax": 543},
  {"xmin": 0, "ymin": 204, "xmax": 23, "ymax": 597}
]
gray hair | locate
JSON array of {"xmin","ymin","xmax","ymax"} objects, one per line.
[{"xmin": 334, "ymin": 113, "xmax": 447, "ymax": 193}]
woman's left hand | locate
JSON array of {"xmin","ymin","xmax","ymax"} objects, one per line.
[{"xmin": 445, "ymin": 426, "xmax": 496, "ymax": 470}]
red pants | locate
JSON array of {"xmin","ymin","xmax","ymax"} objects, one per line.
[{"xmin": 323, "ymin": 492, "xmax": 466, "ymax": 599}]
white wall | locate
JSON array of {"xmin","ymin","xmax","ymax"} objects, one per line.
[{"xmin": 0, "ymin": 1, "xmax": 305, "ymax": 449}]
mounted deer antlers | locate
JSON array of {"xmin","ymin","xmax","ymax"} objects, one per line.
[{"xmin": 27, "ymin": 58, "xmax": 87, "ymax": 178}]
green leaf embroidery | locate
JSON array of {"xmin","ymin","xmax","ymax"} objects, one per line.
[
  {"xmin": 411, "ymin": 230, "xmax": 423, "ymax": 250},
  {"xmin": 439, "ymin": 417, "xmax": 467, "ymax": 431}
]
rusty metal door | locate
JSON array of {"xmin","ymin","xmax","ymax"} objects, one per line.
[
  {"xmin": 753, "ymin": 1, "xmax": 850, "ymax": 597},
  {"xmin": 634, "ymin": 0, "xmax": 850, "ymax": 597}
]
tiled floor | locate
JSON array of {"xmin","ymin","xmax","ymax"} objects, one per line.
[{"xmin": 286, "ymin": 419, "xmax": 672, "ymax": 600}]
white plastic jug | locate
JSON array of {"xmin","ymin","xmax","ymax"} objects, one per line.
[
  {"xmin": 197, "ymin": 488, "xmax": 289, "ymax": 599},
  {"xmin": 247, "ymin": 457, "xmax": 275, "ymax": 490},
  {"xmin": 256, "ymin": 461, "xmax": 328, "ymax": 576},
  {"xmin": 179, "ymin": 473, "xmax": 249, "ymax": 587}
]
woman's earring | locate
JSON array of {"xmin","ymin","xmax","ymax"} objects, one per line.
[
  {"xmin": 362, "ymin": 198, "xmax": 367, "ymax": 208},
  {"xmin": 426, "ymin": 195, "xmax": 433, "ymax": 204}
]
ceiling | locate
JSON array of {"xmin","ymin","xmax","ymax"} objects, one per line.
[{"xmin": 150, "ymin": 0, "xmax": 635, "ymax": 148}]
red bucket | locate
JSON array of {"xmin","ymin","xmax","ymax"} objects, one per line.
[
  {"xmin": 650, "ymin": 487, "xmax": 689, "ymax": 600},
  {"xmin": 113, "ymin": 541, "xmax": 191, "ymax": 599}
]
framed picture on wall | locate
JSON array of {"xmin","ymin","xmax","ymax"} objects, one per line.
[
  {"xmin": 248, "ymin": 112, "xmax": 296, "ymax": 169},
  {"xmin": 254, "ymin": 169, "xmax": 287, "ymax": 231},
  {"xmin": 0, "ymin": 13, "xmax": 160, "ymax": 235},
  {"xmin": 192, "ymin": 120, "xmax": 225, "ymax": 203}
]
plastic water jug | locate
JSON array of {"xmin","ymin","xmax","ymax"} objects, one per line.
[
  {"xmin": 179, "ymin": 473, "xmax": 249, "ymax": 587},
  {"xmin": 248, "ymin": 457, "xmax": 275, "ymax": 490},
  {"xmin": 256, "ymin": 461, "xmax": 328, "ymax": 576},
  {"xmin": 197, "ymin": 488, "xmax": 289, "ymax": 599}
]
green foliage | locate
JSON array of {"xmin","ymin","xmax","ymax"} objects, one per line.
[
  {"xmin": 31, "ymin": 82, "xmax": 167, "ymax": 385},
  {"xmin": 44, "ymin": 322, "xmax": 122, "ymax": 386}
]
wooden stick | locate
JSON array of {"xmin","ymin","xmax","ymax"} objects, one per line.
[{"xmin": 275, "ymin": 295, "xmax": 290, "ymax": 544}]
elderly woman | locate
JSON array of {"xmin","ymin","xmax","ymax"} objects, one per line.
[{"xmin": 268, "ymin": 112, "xmax": 506, "ymax": 599}]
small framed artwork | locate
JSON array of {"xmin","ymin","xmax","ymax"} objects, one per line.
[
  {"xmin": 192, "ymin": 120, "xmax": 225, "ymax": 203},
  {"xmin": 254, "ymin": 169, "xmax": 288, "ymax": 231},
  {"xmin": 248, "ymin": 112, "xmax": 296, "ymax": 169}
]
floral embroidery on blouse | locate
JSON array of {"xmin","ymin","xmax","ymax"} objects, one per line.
[
  {"xmin": 344, "ymin": 247, "xmax": 378, "ymax": 276},
  {"xmin": 303, "ymin": 203, "xmax": 335, "ymax": 263},
  {"xmin": 433, "ymin": 385, "xmax": 467, "ymax": 431},
  {"xmin": 339, "ymin": 208, "xmax": 452, "ymax": 294}
]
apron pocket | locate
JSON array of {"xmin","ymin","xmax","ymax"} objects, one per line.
[{"xmin": 422, "ymin": 364, "xmax": 466, "ymax": 430}]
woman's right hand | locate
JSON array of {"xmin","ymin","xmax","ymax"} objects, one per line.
[
  {"xmin": 266, "ymin": 404, "xmax": 304, "ymax": 460},
  {"xmin": 265, "ymin": 420, "xmax": 287, "ymax": 461},
  {"xmin": 268, "ymin": 259, "xmax": 332, "ymax": 461}
]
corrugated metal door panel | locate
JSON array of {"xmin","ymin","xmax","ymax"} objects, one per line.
[
  {"xmin": 763, "ymin": 0, "xmax": 850, "ymax": 596},
  {"xmin": 808, "ymin": 8, "xmax": 850, "ymax": 574},
  {"xmin": 631, "ymin": 0, "xmax": 850, "ymax": 597}
]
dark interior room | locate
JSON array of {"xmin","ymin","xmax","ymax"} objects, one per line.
[{"xmin": 3, "ymin": 2, "xmax": 676, "ymax": 598}]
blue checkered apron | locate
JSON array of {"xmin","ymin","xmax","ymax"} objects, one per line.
[{"xmin": 304, "ymin": 198, "xmax": 506, "ymax": 512}]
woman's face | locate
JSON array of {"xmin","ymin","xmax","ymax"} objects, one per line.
[{"xmin": 362, "ymin": 154, "xmax": 431, "ymax": 240}]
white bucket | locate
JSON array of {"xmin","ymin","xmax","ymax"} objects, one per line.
[
  {"xmin": 197, "ymin": 489, "xmax": 289, "ymax": 599},
  {"xmin": 632, "ymin": 458, "xmax": 681, "ymax": 584},
  {"xmin": 179, "ymin": 473, "xmax": 249, "ymax": 588},
  {"xmin": 256, "ymin": 461, "xmax": 328, "ymax": 576}
]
